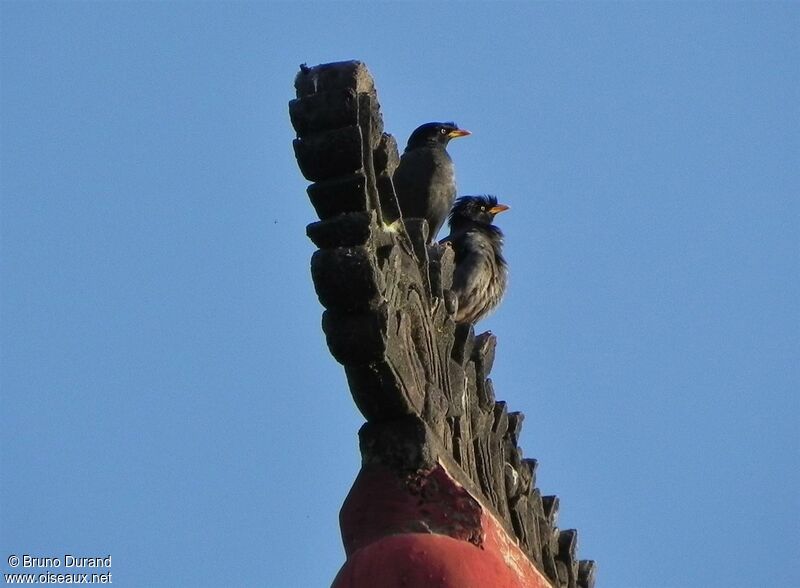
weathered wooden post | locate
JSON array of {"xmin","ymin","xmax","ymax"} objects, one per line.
[{"xmin": 290, "ymin": 60, "xmax": 595, "ymax": 588}]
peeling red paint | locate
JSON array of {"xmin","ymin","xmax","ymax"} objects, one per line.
[
  {"xmin": 340, "ymin": 464, "xmax": 484, "ymax": 554},
  {"xmin": 335, "ymin": 462, "xmax": 553, "ymax": 587}
]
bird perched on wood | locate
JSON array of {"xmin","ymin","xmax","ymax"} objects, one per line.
[
  {"xmin": 441, "ymin": 195, "xmax": 509, "ymax": 324},
  {"xmin": 392, "ymin": 122, "xmax": 471, "ymax": 243}
]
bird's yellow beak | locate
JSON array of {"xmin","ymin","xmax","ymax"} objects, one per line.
[
  {"xmin": 447, "ymin": 129, "xmax": 471, "ymax": 139},
  {"xmin": 489, "ymin": 204, "xmax": 510, "ymax": 215}
]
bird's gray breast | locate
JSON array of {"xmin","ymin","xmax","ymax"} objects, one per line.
[
  {"xmin": 393, "ymin": 147, "xmax": 456, "ymax": 233},
  {"xmin": 451, "ymin": 232, "xmax": 508, "ymax": 323}
]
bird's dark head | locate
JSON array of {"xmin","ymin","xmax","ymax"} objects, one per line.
[
  {"xmin": 405, "ymin": 121, "xmax": 471, "ymax": 150},
  {"xmin": 449, "ymin": 195, "xmax": 509, "ymax": 227}
]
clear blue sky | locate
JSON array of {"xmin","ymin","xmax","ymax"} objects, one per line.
[{"xmin": 2, "ymin": 3, "xmax": 798, "ymax": 587}]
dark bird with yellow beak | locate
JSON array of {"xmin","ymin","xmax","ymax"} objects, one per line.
[
  {"xmin": 441, "ymin": 195, "xmax": 510, "ymax": 324},
  {"xmin": 393, "ymin": 122, "xmax": 471, "ymax": 243}
]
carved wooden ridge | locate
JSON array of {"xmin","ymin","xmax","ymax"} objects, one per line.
[{"xmin": 290, "ymin": 60, "xmax": 595, "ymax": 588}]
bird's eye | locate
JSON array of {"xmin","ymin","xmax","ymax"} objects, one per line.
[
  {"xmin": 440, "ymin": 128, "xmax": 447, "ymax": 135},
  {"xmin": 480, "ymin": 206, "xmax": 486, "ymax": 212}
]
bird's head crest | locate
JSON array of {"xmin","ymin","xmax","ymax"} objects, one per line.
[
  {"xmin": 406, "ymin": 121, "xmax": 471, "ymax": 150},
  {"xmin": 449, "ymin": 195, "xmax": 509, "ymax": 227}
]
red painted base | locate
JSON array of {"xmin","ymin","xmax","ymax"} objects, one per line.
[
  {"xmin": 333, "ymin": 464, "xmax": 552, "ymax": 588},
  {"xmin": 332, "ymin": 533, "xmax": 548, "ymax": 588}
]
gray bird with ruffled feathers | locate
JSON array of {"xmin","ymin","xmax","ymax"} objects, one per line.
[
  {"xmin": 393, "ymin": 122, "xmax": 471, "ymax": 243},
  {"xmin": 441, "ymin": 195, "xmax": 509, "ymax": 324}
]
